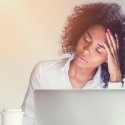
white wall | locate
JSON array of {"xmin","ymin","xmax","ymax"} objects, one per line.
[{"xmin": 0, "ymin": 0, "xmax": 125, "ymax": 123}]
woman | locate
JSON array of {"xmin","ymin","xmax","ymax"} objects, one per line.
[{"xmin": 22, "ymin": 2, "xmax": 125, "ymax": 125}]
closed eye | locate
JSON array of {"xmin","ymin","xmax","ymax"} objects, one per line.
[
  {"xmin": 96, "ymin": 48, "xmax": 102, "ymax": 54},
  {"xmin": 83, "ymin": 37, "xmax": 91, "ymax": 43}
]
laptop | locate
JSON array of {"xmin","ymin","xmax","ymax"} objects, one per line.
[{"xmin": 34, "ymin": 90, "xmax": 125, "ymax": 125}]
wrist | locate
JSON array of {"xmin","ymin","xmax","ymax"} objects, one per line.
[{"xmin": 110, "ymin": 71, "xmax": 122, "ymax": 82}]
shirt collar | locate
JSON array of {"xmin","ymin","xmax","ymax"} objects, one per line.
[{"xmin": 63, "ymin": 54, "xmax": 74, "ymax": 73}]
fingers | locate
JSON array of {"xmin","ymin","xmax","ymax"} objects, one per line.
[
  {"xmin": 106, "ymin": 31, "xmax": 115, "ymax": 58},
  {"xmin": 115, "ymin": 33, "xmax": 119, "ymax": 52},
  {"xmin": 105, "ymin": 29, "xmax": 119, "ymax": 59},
  {"xmin": 115, "ymin": 33, "xmax": 120, "ymax": 61},
  {"xmin": 104, "ymin": 29, "xmax": 121, "ymax": 76},
  {"xmin": 103, "ymin": 40, "xmax": 112, "ymax": 59},
  {"xmin": 107, "ymin": 29, "xmax": 117, "ymax": 51}
]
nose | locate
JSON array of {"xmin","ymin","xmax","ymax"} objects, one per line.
[{"xmin": 82, "ymin": 45, "xmax": 91, "ymax": 56}]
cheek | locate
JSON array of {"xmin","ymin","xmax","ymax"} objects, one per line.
[
  {"xmin": 90, "ymin": 54, "xmax": 107, "ymax": 65},
  {"xmin": 75, "ymin": 41, "xmax": 84, "ymax": 52}
]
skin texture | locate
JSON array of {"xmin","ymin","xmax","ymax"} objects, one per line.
[{"xmin": 69, "ymin": 24, "xmax": 122, "ymax": 89}]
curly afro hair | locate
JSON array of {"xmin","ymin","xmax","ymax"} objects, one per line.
[{"xmin": 61, "ymin": 2, "xmax": 125, "ymax": 87}]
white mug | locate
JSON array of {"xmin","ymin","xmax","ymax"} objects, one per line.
[{"xmin": 0, "ymin": 108, "xmax": 24, "ymax": 125}]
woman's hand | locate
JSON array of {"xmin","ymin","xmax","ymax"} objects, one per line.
[{"xmin": 103, "ymin": 29, "xmax": 122, "ymax": 82}]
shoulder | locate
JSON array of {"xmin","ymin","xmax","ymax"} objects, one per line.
[
  {"xmin": 29, "ymin": 57, "xmax": 69, "ymax": 85},
  {"xmin": 33, "ymin": 57, "xmax": 69, "ymax": 72}
]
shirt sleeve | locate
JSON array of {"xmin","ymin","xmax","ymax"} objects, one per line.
[
  {"xmin": 108, "ymin": 78, "xmax": 125, "ymax": 89},
  {"xmin": 21, "ymin": 62, "xmax": 42, "ymax": 125}
]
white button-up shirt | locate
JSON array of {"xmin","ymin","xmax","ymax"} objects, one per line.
[{"xmin": 21, "ymin": 54, "xmax": 125, "ymax": 125}]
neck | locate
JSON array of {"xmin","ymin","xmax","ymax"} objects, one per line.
[{"xmin": 69, "ymin": 60, "xmax": 98, "ymax": 88}]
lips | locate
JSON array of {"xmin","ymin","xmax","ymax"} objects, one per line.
[{"xmin": 77, "ymin": 54, "xmax": 88, "ymax": 63}]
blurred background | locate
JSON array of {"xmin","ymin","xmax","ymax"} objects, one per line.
[{"xmin": 0, "ymin": 0, "xmax": 125, "ymax": 123}]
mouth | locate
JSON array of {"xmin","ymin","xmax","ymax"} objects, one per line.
[{"xmin": 76, "ymin": 54, "xmax": 88, "ymax": 63}]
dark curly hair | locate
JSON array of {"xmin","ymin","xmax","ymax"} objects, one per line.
[{"xmin": 61, "ymin": 2, "xmax": 125, "ymax": 87}]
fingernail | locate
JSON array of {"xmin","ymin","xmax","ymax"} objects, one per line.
[{"xmin": 107, "ymin": 28, "xmax": 110, "ymax": 34}]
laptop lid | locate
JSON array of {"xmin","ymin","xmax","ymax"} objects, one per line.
[{"xmin": 34, "ymin": 90, "xmax": 125, "ymax": 125}]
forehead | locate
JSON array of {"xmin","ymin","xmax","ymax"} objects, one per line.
[{"xmin": 85, "ymin": 24, "xmax": 107, "ymax": 42}]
